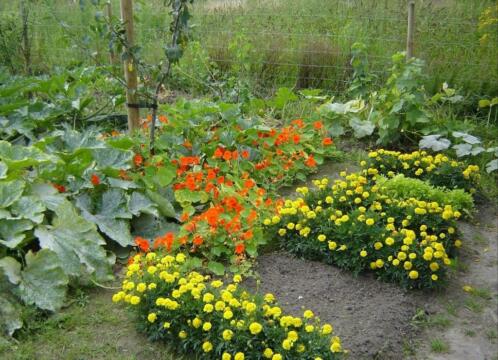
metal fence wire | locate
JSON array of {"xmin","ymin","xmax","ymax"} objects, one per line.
[{"xmin": 0, "ymin": 0, "xmax": 497, "ymax": 95}]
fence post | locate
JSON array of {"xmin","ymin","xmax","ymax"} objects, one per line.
[
  {"xmin": 406, "ymin": 0, "xmax": 415, "ymax": 59},
  {"xmin": 106, "ymin": 1, "xmax": 117, "ymax": 65},
  {"xmin": 120, "ymin": 0, "xmax": 140, "ymax": 132},
  {"xmin": 20, "ymin": 0, "xmax": 31, "ymax": 75}
]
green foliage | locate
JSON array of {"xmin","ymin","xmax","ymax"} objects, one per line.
[{"xmin": 378, "ymin": 175, "xmax": 474, "ymax": 214}]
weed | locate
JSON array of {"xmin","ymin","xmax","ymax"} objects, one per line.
[
  {"xmin": 464, "ymin": 329, "xmax": 476, "ymax": 337},
  {"xmin": 464, "ymin": 298, "xmax": 484, "ymax": 313},
  {"xmin": 430, "ymin": 338, "xmax": 449, "ymax": 353}
]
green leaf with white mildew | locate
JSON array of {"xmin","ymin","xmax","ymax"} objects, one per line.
[
  {"xmin": 0, "ymin": 180, "xmax": 25, "ymax": 208},
  {"xmin": 75, "ymin": 189, "xmax": 134, "ymax": 246},
  {"xmin": 0, "ymin": 295, "xmax": 22, "ymax": 336},
  {"xmin": 129, "ymin": 192, "xmax": 158, "ymax": 217},
  {"xmin": 419, "ymin": 135, "xmax": 451, "ymax": 152},
  {"xmin": 10, "ymin": 196, "xmax": 45, "ymax": 223},
  {"xmin": 0, "ymin": 257, "xmax": 21, "ymax": 286},
  {"xmin": 0, "ymin": 141, "xmax": 56, "ymax": 170},
  {"xmin": 92, "ymin": 148, "xmax": 133, "ymax": 170},
  {"xmin": 146, "ymin": 190, "xmax": 177, "ymax": 219},
  {"xmin": 18, "ymin": 249, "xmax": 69, "ymax": 311},
  {"xmin": 34, "ymin": 201, "xmax": 113, "ymax": 282},
  {"xmin": 349, "ymin": 117, "xmax": 375, "ymax": 138},
  {"xmin": 0, "ymin": 162, "xmax": 7, "ymax": 179},
  {"xmin": 0, "ymin": 219, "xmax": 34, "ymax": 248}
]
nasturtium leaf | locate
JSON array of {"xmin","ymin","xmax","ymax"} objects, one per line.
[
  {"xmin": 34, "ymin": 201, "xmax": 113, "ymax": 282},
  {"xmin": 154, "ymin": 164, "xmax": 177, "ymax": 187},
  {"xmin": 0, "ymin": 295, "xmax": 22, "ymax": 336},
  {"xmin": 175, "ymin": 189, "xmax": 209, "ymax": 204},
  {"xmin": 419, "ymin": 135, "xmax": 451, "ymax": 152},
  {"xmin": 105, "ymin": 136, "xmax": 135, "ymax": 150},
  {"xmin": 207, "ymin": 261, "xmax": 225, "ymax": 276},
  {"xmin": 0, "ymin": 180, "xmax": 25, "ymax": 208},
  {"xmin": 0, "ymin": 219, "xmax": 34, "ymax": 249},
  {"xmin": 18, "ymin": 249, "xmax": 68, "ymax": 312},
  {"xmin": 478, "ymin": 99, "xmax": 491, "ymax": 108}
]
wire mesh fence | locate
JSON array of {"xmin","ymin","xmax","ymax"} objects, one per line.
[{"xmin": 0, "ymin": 0, "xmax": 497, "ymax": 96}]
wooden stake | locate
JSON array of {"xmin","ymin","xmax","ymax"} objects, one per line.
[
  {"xmin": 120, "ymin": 0, "xmax": 140, "ymax": 132},
  {"xmin": 106, "ymin": 1, "xmax": 117, "ymax": 65},
  {"xmin": 406, "ymin": 0, "xmax": 415, "ymax": 59}
]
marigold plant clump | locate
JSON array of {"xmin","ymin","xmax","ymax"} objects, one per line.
[
  {"xmin": 362, "ymin": 149, "xmax": 480, "ymax": 193},
  {"xmin": 113, "ymin": 252, "xmax": 344, "ymax": 359},
  {"xmin": 266, "ymin": 172, "xmax": 464, "ymax": 289}
]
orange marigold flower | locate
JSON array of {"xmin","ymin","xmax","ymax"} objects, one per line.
[
  {"xmin": 322, "ymin": 137, "xmax": 333, "ymax": 146},
  {"xmin": 241, "ymin": 150, "xmax": 250, "ymax": 159},
  {"xmin": 91, "ymin": 174, "xmax": 100, "ymax": 186},
  {"xmin": 158, "ymin": 115, "xmax": 168, "ymax": 124},
  {"xmin": 313, "ymin": 121, "xmax": 323, "ymax": 129}
]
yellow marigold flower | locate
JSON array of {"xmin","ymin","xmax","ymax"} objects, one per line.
[
  {"xmin": 455, "ymin": 239, "xmax": 462, "ymax": 248},
  {"xmin": 233, "ymin": 274, "xmax": 242, "ymax": 283},
  {"xmin": 330, "ymin": 340, "xmax": 342, "ymax": 353},
  {"xmin": 175, "ymin": 253, "xmax": 186, "ymax": 263},
  {"xmin": 271, "ymin": 216, "xmax": 281, "ymax": 224},
  {"xmin": 305, "ymin": 325, "xmax": 315, "ymax": 332},
  {"xmin": 264, "ymin": 293, "xmax": 275, "ymax": 303},
  {"xmin": 374, "ymin": 242, "xmax": 383, "ymax": 250},
  {"xmin": 179, "ymin": 330, "xmax": 187, "ymax": 339},
  {"xmin": 147, "ymin": 313, "xmax": 157, "ymax": 323},
  {"xmin": 272, "ymin": 354, "xmax": 282, "ymax": 360},
  {"xmin": 192, "ymin": 317, "xmax": 202, "ymax": 328},
  {"xmin": 163, "ymin": 322, "xmax": 170, "ymax": 329},
  {"xmin": 263, "ymin": 218, "xmax": 271, "ymax": 226},
  {"xmin": 136, "ymin": 283, "xmax": 147, "ymax": 293},
  {"xmin": 360, "ymin": 250, "xmax": 368, "ymax": 257},
  {"xmin": 130, "ymin": 295, "xmax": 140, "ymax": 305},
  {"xmin": 463, "ymin": 285, "xmax": 473, "ymax": 293},
  {"xmin": 263, "ymin": 348, "xmax": 274, "ymax": 358},
  {"xmin": 375, "ymin": 259, "xmax": 384, "ymax": 268},
  {"xmin": 202, "ymin": 322, "xmax": 212, "ymax": 331},
  {"xmin": 203, "ymin": 304, "xmax": 214, "ymax": 313},
  {"xmin": 147, "ymin": 266, "xmax": 157, "ymax": 275},
  {"xmin": 224, "ymin": 310, "xmax": 234, "ymax": 320},
  {"xmin": 385, "ymin": 237, "xmax": 395, "ymax": 246},
  {"xmin": 303, "ymin": 310, "xmax": 314, "ymax": 319},
  {"xmin": 328, "ymin": 241, "xmax": 337, "ymax": 250},
  {"xmin": 408, "ymin": 270, "xmax": 419, "ymax": 280},
  {"xmin": 234, "ymin": 353, "xmax": 244, "ymax": 360},
  {"xmin": 278, "ymin": 228, "xmax": 287, "ymax": 236},
  {"xmin": 223, "ymin": 329, "xmax": 233, "ymax": 341},
  {"xmin": 286, "ymin": 223, "xmax": 295, "ymax": 230},
  {"xmin": 249, "ymin": 322, "xmax": 263, "ymax": 335},
  {"xmin": 392, "ymin": 259, "xmax": 400, "ymax": 266},
  {"xmin": 430, "ymin": 262, "xmax": 439, "ymax": 271},
  {"xmin": 202, "ymin": 341, "xmax": 213, "ymax": 352},
  {"xmin": 322, "ymin": 324, "xmax": 333, "ymax": 334},
  {"xmin": 404, "ymin": 261, "xmax": 412, "ymax": 270},
  {"xmin": 222, "ymin": 353, "xmax": 232, "ymax": 360},
  {"xmin": 282, "ymin": 339, "xmax": 293, "ymax": 350},
  {"xmin": 431, "ymin": 274, "xmax": 438, "ymax": 281},
  {"xmin": 317, "ymin": 234, "xmax": 327, "ymax": 242},
  {"xmin": 365, "ymin": 218, "xmax": 375, "ymax": 226}
]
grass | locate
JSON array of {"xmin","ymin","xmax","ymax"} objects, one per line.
[
  {"xmin": 464, "ymin": 329, "xmax": 476, "ymax": 337},
  {"xmin": 464, "ymin": 298, "xmax": 484, "ymax": 313},
  {"xmin": 412, "ymin": 310, "xmax": 452, "ymax": 330},
  {"xmin": 0, "ymin": 0, "xmax": 497, "ymax": 100},
  {"xmin": 486, "ymin": 329, "xmax": 498, "ymax": 341},
  {"xmin": 0, "ymin": 287, "xmax": 180, "ymax": 360},
  {"xmin": 430, "ymin": 338, "xmax": 450, "ymax": 353}
]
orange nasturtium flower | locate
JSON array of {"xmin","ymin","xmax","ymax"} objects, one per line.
[
  {"xmin": 91, "ymin": 174, "xmax": 100, "ymax": 186},
  {"xmin": 305, "ymin": 155, "xmax": 317, "ymax": 167},
  {"xmin": 322, "ymin": 137, "xmax": 333, "ymax": 146},
  {"xmin": 133, "ymin": 154, "xmax": 143, "ymax": 167},
  {"xmin": 135, "ymin": 236, "xmax": 150, "ymax": 252},
  {"xmin": 235, "ymin": 243, "xmax": 245, "ymax": 255}
]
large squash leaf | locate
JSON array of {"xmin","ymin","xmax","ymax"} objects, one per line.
[
  {"xmin": 75, "ymin": 189, "xmax": 133, "ymax": 247},
  {"xmin": 18, "ymin": 249, "xmax": 68, "ymax": 312},
  {"xmin": 0, "ymin": 180, "xmax": 25, "ymax": 208},
  {"xmin": 0, "ymin": 141, "xmax": 57, "ymax": 170},
  {"xmin": 0, "ymin": 219, "xmax": 34, "ymax": 249},
  {"xmin": 0, "ymin": 296, "xmax": 22, "ymax": 336},
  {"xmin": 34, "ymin": 201, "xmax": 113, "ymax": 282}
]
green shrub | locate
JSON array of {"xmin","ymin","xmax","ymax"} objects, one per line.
[{"xmin": 377, "ymin": 175, "xmax": 474, "ymax": 215}]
